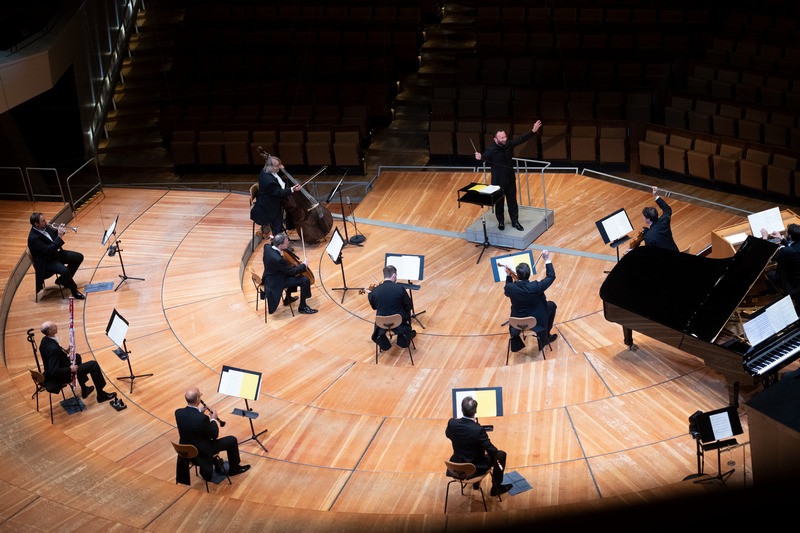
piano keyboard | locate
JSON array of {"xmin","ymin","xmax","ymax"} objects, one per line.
[{"xmin": 744, "ymin": 329, "xmax": 800, "ymax": 376}]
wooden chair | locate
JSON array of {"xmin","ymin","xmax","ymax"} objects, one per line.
[
  {"xmin": 249, "ymin": 183, "xmax": 261, "ymax": 252},
  {"xmin": 29, "ymin": 369, "xmax": 81, "ymax": 424},
  {"xmin": 443, "ymin": 461, "xmax": 494, "ymax": 513},
  {"xmin": 250, "ymin": 269, "xmax": 294, "ymax": 323},
  {"xmin": 29, "ymin": 250, "xmax": 66, "ymax": 303},
  {"xmin": 506, "ymin": 316, "xmax": 551, "ymax": 364},
  {"xmin": 171, "ymin": 442, "xmax": 231, "ymax": 492},
  {"xmin": 374, "ymin": 314, "xmax": 415, "ymax": 366}
]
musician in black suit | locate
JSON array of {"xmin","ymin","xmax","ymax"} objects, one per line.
[
  {"xmin": 262, "ymin": 233, "xmax": 317, "ymax": 314},
  {"xmin": 367, "ymin": 265, "xmax": 415, "ymax": 351},
  {"xmin": 175, "ymin": 387, "xmax": 250, "ymax": 480},
  {"xmin": 762, "ymin": 223, "xmax": 800, "ymax": 306},
  {"xmin": 638, "ymin": 186, "xmax": 679, "ymax": 252},
  {"xmin": 446, "ymin": 396, "xmax": 511, "ymax": 496},
  {"xmin": 28, "ymin": 212, "xmax": 85, "ymax": 299},
  {"xmin": 505, "ymin": 251, "xmax": 557, "ymax": 352},
  {"xmin": 39, "ymin": 320, "xmax": 116, "ymax": 402},
  {"xmin": 250, "ymin": 156, "xmax": 301, "ymax": 238},
  {"xmin": 475, "ymin": 120, "xmax": 542, "ymax": 231}
]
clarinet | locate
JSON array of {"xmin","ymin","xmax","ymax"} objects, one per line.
[
  {"xmin": 200, "ymin": 399, "xmax": 226, "ymax": 427},
  {"xmin": 68, "ymin": 296, "xmax": 77, "ymax": 390}
]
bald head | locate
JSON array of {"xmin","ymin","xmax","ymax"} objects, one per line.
[
  {"xmin": 185, "ymin": 387, "xmax": 200, "ymax": 406},
  {"xmin": 40, "ymin": 321, "xmax": 57, "ymax": 337}
]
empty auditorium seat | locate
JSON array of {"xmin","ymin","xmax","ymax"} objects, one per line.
[
  {"xmin": 456, "ymin": 120, "xmax": 484, "ymax": 157},
  {"xmin": 687, "ymin": 138, "xmax": 718, "ymax": 181},
  {"xmin": 664, "ymin": 95, "xmax": 693, "ymax": 129},
  {"xmin": 569, "ymin": 125, "xmax": 598, "ymax": 163},
  {"xmin": 223, "ymin": 131, "xmax": 250, "ymax": 166},
  {"xmin": 712, "ymin": 143, "xmax": 745, "ymax": 185},
  {"xmin": 738, "ymin": 108, "xmax": 768, "ymax": 143},
  {"xmin": 540, "ymin": 121, "xmax": 568, "ymax": 161},
  {"xmin": 766, "ymin": 153, "xmax": 798, "ymax": 196},
  {"xmin": 197, "ymin": 131, "xmax": 224, "ymax": 165},
  {"xmin": 739, "ymin": 148, "xmax": 772, "ymax": 191},
  {"xmin": 638, "ymin": 129, "xmax": 669, "ymax": 170},
  {"xmin": 599, "ymin": 126, "xmax": 628, "ymax": 164},
  {"xmin": 688, "ymin": 99, "xmax": 717, "ymax": 134},
  {"xmin": 663, "ymin": 134, "xmax": 694, "ymax": 175},
  {"xmin": 713, "ymin": 103, "xmax": 743, "ymax": 138}
]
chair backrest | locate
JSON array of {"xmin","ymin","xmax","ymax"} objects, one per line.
[
  {"xmin": 250, "ymin": 270, "xmax": 263, "ymax": 290},
  {"xmin": 249, "ymin": 183, "xmax": 259, "ymax": 204},
  {"xmin": 445, "ymin": 460, "xmax": 477, "ymax": 480},
  {"xmin": 29, "ymin": 368, "xmax": 44, "ymax": 386},
  {"xmin": 375, "ymin": 314, "xmax": 403, "ymax": 329},
  {"xmin": 172, "ymin": 442, "xmax": 199, "ymax": 460},
  {"xmin": 508, "ymin": 316, "xmax": 537, "ymax": 332}
]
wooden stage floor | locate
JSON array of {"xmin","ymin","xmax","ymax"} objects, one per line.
[{"xmin": 1, "ymin": 171, "xmax": 792, "ymax": 531}]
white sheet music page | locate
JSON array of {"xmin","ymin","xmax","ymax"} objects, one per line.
[
  {"xmin": 747, "ymin": 206, "xmax": 783, "ymax": 236},
  {"xmin": 602, "ymin": 210, "xmax": 633, "ymax": 243},
  {"xmin": 743, "ymin": 295, "xmax": 799, "ymax": 346},
  {"xmin": 709, "ymin": 411, "xmax": 734, "ymax": 440}
]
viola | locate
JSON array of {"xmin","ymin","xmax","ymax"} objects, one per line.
[{"xmin": 358, "ymin": 283, "xmax": 378, "ymax": 295}]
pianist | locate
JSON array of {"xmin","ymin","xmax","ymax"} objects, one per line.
[
  {"xmin": 367, "ymin": 265, "xmax": 416, "ymax": 351},
  {"xmin": 761, "ymin": 223, "xmax": 800, "ymax": 306}
]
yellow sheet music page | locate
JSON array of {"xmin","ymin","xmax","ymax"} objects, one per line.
[{"xmin": 469, "ymin": 184, "xmax": 487, "ymax": 192}]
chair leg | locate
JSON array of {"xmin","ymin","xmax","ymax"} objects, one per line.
[
  {"xmin": 49, "ymin": 392, "xmax": 54, "ymax": 424},
  {"xmin": 506, "ymin": 338, "xmax": 511, "ymax": 365},
  {"xmin": 375, "ymin": 341, "xmax": 379, "ymax": 364},
  {"xmin": 407, "ymin": 338, "xmax": 415, "ymax": 366}
]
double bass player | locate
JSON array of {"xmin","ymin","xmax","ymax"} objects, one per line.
[{"xmin": 250, "ymin": 155, "xmax": 301, "ymax": 239}]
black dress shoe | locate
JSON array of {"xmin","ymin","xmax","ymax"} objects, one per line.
[
  {"xmin": 229, "ymin": 464, "xmax": 251, "ymax": 476},
  {"xmin": 498, "ymin": 223, "xmax": 505, "ymax": 230},
  {"xmin": 547, "ymin": 333, "xmax": 558, "ymax": 343},
  {"xmin": 298, "ymin": 305, "xmax": 318, "ymax": 314},
  {"xmin": 54, "ymin": 276, "xmax": 64, "ymax": 286},
  {"xmin": 472, "ymin": 482, "xmax": 481, "ymax": 490},
  {"xmin": 72, "ymin": 291, "xmax": 86, "ymax": 300},
  {"xmin": 283, "ymin": 295, "xmax": 299, "ymax": 306},
  {"xmin": 512, "ymin": 222, "xmax": 524, "ymax": 231},
  {"xmin": 81, "ymin": 386, "xmax": 94, "ymax": 399},
  {"xmin": 490, "ymin": 483, "xmax": 512, "ymax": 496},
  {"xmin": 97, "ymin": 391, "xmax": 117, "ymax": 403},
  {"xmin": 259, "ymin": 290, "xmax": 266, "ymax": 300}
]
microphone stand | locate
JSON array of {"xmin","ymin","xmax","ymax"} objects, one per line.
[
  {"xmin": 347, "ymin": 196, "xmax": 366, "ymax": 245},
  {"xmin": 336, "ymin": 185, "xmax": 362, "ymax": 247}
]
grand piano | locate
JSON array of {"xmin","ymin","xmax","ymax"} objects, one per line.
[{"xmin": 600, "ymin": 236, "xmax": 800, "ymax": 403}]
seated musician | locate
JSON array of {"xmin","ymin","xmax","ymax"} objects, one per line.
[
  {"xmin": 250, "ymin": 155, "xmax": 301, "ymax": 238},
  {"xmin": 761, "ymin": 223, "xmax": 800, "ymax": 306},
  {"xmin": 262, "ymin": 233, "xmax": 317, "ymax": 315},
  {"xmin": 368, "ymin": 265, "xmax": 416, "ymax": 351},
  {"xmin": 626, "ymin": 186, "xmax": 679, "ymax": 253},
  {"xmin": 504, "ymin": 251, "xmax": 557, "ymax": 352}
]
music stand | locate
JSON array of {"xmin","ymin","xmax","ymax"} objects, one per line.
[
  {"xmin": 106, "ymin": 309, "xmax": 152, "ymax": 393},
  {"xmin": 684, "ymin": 406, "xmax": 743, "ymax": 484},
  {"xmin": 328, "ymin": 227, "xmax": 363, "ymax": 303},
  {"xmin": 457, "ymin": 183, "xmax": 509, "ymax": 263},
  {"xmin": 218, "ymin": 365, "xmax": 267, "ymax": 452},
  {"xmin": 595, "ymin": 208, "xmax": 634, "ymax": 263},
  {"xmin": 102, "ymin": 215, "xmax": 145, "ymax": 291},
  {"xmin": 386, "ymin": 253, "xmax": 426, "ymax": 328}
]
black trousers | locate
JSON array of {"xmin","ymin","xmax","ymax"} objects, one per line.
[
  {"xmin": 74, "ymin": 353, "xmax": 107, "ymax": 394},
  {"xmin": 474, "ymin": 450, "xmax": 508, "ymax": 490},
  {"xmin": 509, "ymin": 301, "xmax": 557, "ymax": 351},
  {"xmin": 45, "ymin": 250, "xmax": 84, "ymax": 292},
  {"xmin": 494, "ymin": 182, "xmax": 519, "ymax": 225}
]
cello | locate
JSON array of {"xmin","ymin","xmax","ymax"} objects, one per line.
[{"xmin": 281, "ymin": 166, "xmax": 334, "ymax": 244}]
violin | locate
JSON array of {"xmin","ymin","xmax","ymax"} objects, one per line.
[
  {"xmin": 503, "ymin": 264, "xmax": 518, "ymax": 282},
  {"xmin": 359, "ymin": 284, "xmax": 378, "ymax": 295},
  {"xmin": 629, "ymin": 228, "xmax": 646, "ymax": 250}
]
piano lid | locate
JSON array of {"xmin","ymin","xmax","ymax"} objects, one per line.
[{"xmin": 600, "ymin": 236, "xmax": 778, "ymax": 343}]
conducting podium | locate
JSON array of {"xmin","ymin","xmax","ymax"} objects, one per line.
[{"xmin": 218, "ymin": 365, "xmax": 268, "ymax": 452}]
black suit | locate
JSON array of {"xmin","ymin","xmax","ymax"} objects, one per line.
[
  {"xmin": 642, "ymin": 197, "xmax": 679, "ymax": 252},
  {"xmin": 250, "ymin": 168, "xmax": 293, "ymax": 236},
  {"xmin": 28, "ymin": 226, "xmax": 84, "ymax": 294},
  {"xmin": 768, "ymin": 240, "xmax": 800, "ymax": 306},
  {"xmin": 368, "ymin": 280, "xmax": 413, "ymax": 349},
  {"xmin": 39, "ymin": 336, "xmax": 107, "ymax": 395},
  {"xmin": 262, "ymin": 245, "xmax": 311, "ymax": 313},
  {"xmin": 480, "ymin": 130, "xmax": 534, "ymax": 226},
  {"xmin": 504, "ymin": 262, "xmax": 557, "ymax": 351},
  {"xmin": 445, "ymin": 417, "xmax": 507, "ymax": 491},
  {"xmin": 175, "ymin": 405, "xmax": 241, "ymax": 481}
]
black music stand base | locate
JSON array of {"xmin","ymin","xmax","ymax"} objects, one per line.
[
  {"xmin": 237, "ymin": 399, "xmax": 268, "ymax": 452},
  {"xmin": 407, "ymin": 282, "xmax": 426, "ymax": 329},
  {"xmin": 111, "ymin": 242, "xmax": 145, "ymax": 291},
  {"xmin": 114, "ymin": 343, "xmax": 152, "ymax": 394},
  {"xmin": 332, "ymin": 257, "xmax": 363, "ymax": 304},
  {"xmin": 475, "ymin": 212, "xmax": 509, "ymax": 264}
]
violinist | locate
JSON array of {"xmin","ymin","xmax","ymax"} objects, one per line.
[
  {"xmin": 367, "ymin": 265, "xmax": 415, "ymax": 351},
  {"xmin": 250, "ymin": 155, "xmax": 302, "ymax": 239},
  {"xmin": 626, "ymin": 186, "xmax": 679, "ymax": 253},
  {"xmin": 262, "ymin": 233, "xmax": 317, "ymax": 315},
  {"xmin": 504, "ymin": 251, "xmax": 557, "ymax": 353}
]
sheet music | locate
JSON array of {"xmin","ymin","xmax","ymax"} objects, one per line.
[
  {"xmin": 469, "ymin": 184, "xmax": 500, "ymax": 194},
  {"xmin": 724, "ymin": 232, "xmax": 748, "ymax": 245},
  {"xmin": 385, "ymin": 254, "xmax": 423, "ymax": 281},
  {"xmin": 708, "ymin": 411, "xmax": 734, "ymax": 440},
  {"xmin": 747, "ymin": 207, "xmax": 783, "ymax": 236},
  {"xmin": 743, "ymin": 295, "xmax": 799, "ymax": 346},
  {"xmin": 105, "ymin": 309, "xmax": 129, "ymax": 348},
  {"xmin": 218, "ymin": 365, "xmax": 262, "ymax": 401},
  {"xmin": 600, "ymin": 209, "xmax": 633, "ymax": 243}
]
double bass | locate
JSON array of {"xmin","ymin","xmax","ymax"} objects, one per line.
[{"xmin": 280, "ymin": 166, "xmax": 334, "ymax": 244}]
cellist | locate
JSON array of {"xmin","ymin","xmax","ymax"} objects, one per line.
[
  {"xmin": 250, "ymin": 155, "xmax": 301, "ymax": 239},
  {"xmin": 262, "ymin": 233, "xmax": 318, "ymax": 315}
]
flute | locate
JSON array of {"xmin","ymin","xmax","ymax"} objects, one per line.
[{"xmin": 200, "ymin": 399, "xmax": 226, "ymax": 427}]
